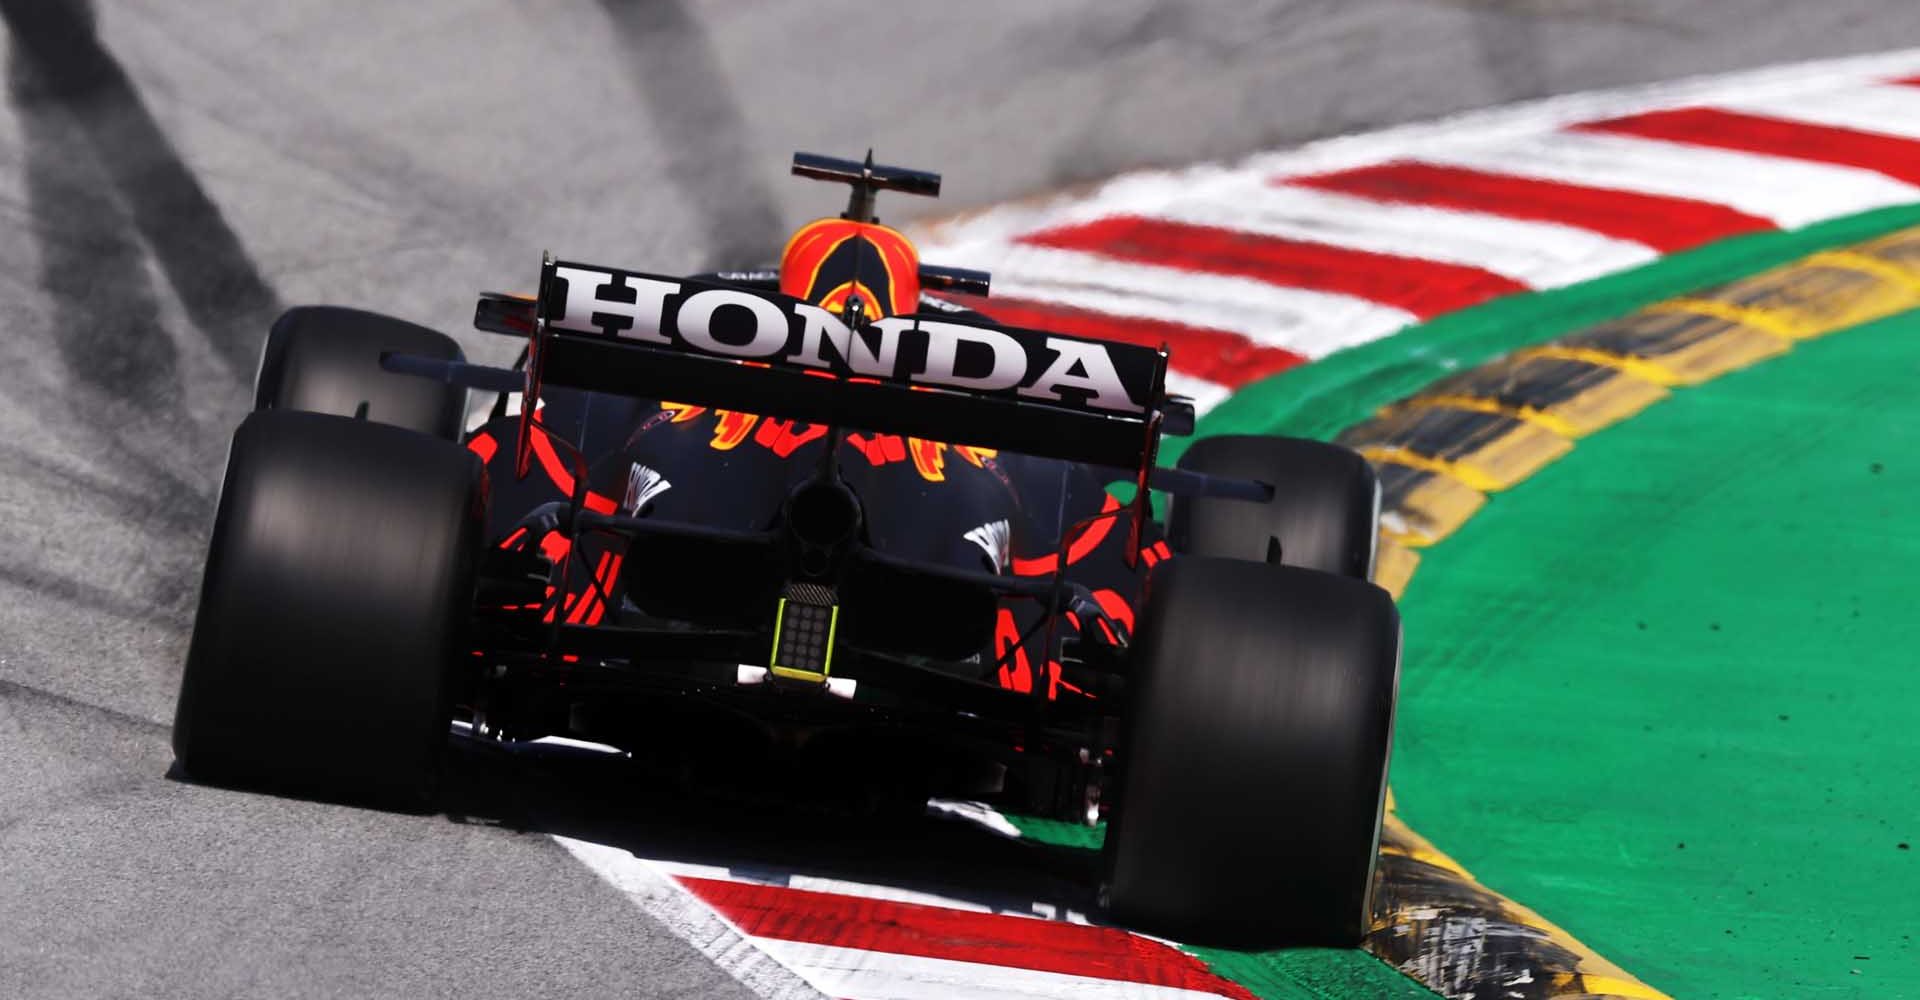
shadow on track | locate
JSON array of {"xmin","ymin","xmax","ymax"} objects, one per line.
[
  {"xmin": 598, "ymin": 0, "xmax": 786, "ymax": 269},
  {"xmin": 0, "ymin": 0, "xmax": 283, "ymax": 626},
  {"xmin": 1, "ymin": 0, "xmax": 280, "ymax": 382},
  {"xmin": 436, "ymin": 737, "xmax": 1105, "ymax": 916}
]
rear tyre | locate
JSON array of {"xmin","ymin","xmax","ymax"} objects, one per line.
[
  {"xmin": 1167, "ymin": 435, "xmax": 1379, "ymax": 579},
  {"xmin": 1104, "ymin": 556, "xmax": 1399, "ymax": 946},
  {"xmin": 255, "ymin": 305, "xmax": 467, "ymax": 440},
  {"xmin": 172, "ymin": 409, "xmax": 484, "ymax": 809}
]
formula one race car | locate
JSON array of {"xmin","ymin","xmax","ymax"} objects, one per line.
[{"xmin": 171, "ymin": 153, "xmax": 1400, "ymax": 947}]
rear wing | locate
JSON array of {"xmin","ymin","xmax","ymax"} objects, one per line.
[{"xmin": 477, "ymin": 256, "xmax": 1187, "ymax": 473}]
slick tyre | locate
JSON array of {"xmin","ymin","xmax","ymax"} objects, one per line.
[
  {"xmin": 255, "ymin": 305, "xmax": 467, "ymax": 439},
  {"xmin": 172, "ymin": 409, "xmax": 484, "ymax": 809},
  {"xmin": 1104, "ymin": 556, "xmax": 1399, "ymax": 947},
  {"xmin": 1167, "ymin": 435, "xmax": 1379, "ymax": 579}
]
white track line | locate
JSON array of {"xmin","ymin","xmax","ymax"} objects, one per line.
[
  {"xmin": 1716, "ymin": 81, "xmax": 1920, "ymax": 141},
  {"xmin": 1156, "ymin": 182, "xmax": 1658, "ymax": 288},
  {"xmin": 1412, "ymin": 129, "xmax": 1920, "ymax": 228}
]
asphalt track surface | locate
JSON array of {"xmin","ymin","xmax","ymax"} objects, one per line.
[{"xmin": 5, "ymin": 2, "xmax": 1920, "ymax": 997}]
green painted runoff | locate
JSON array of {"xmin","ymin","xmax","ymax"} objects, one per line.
[
  {"xmin": 1389, "ymin": 307, "xmax": 1920, "ymax": 999},
  {"xmin": 1048, "ymin": 210, "xmax": 1920, "ymax": 998}
]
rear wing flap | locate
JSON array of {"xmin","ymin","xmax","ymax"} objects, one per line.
[{"xmin": 475, "ymin": 257, "xmax": 1188, "ymax": 472}]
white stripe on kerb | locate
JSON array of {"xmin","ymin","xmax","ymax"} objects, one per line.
[
  {"xmin": 554, "ymin": 837, "xmax": 828, "ymax": 1000},
  {"xmin": 750, "ymin": 939, "xmax": 1239, "ymax": 1000},
  {"xmin": 649, "ymin": 852, "xmax": 1100, "ymax": 925},
  {"xmin": 943, "ymin": 245, "xmax": 1417, "ymax": 358},
  {"xmin": 1716, "ymin": 82, "xmax": 1920, "ymax": 142},
  {"xmin": 1165, "ymin": 372, "xmax": 1231, "ymax": 417},
  {"xmin": 647, "ymin": 858, "xmax": 1001, "ymax": 915},
  {"xmin": 562, "ymin": 842, "xmax": 1205, "ymax": 1000},
  {"xmin": 913, "ymin": 48, "xmax": 1920, "ymax": 254},
  {"xmin": 1414, "ymin": 129, "xmax": 1920, "ymax": 228},
  {"xmin": 1157, "ymin": 183, "xmax": 1657, "ymax": 288}
]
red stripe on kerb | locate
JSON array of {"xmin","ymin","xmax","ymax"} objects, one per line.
[
  {"xmin": 1284, "ymin": 161, "xmax": 1775, "ymax": 252},
  {"xmin": 1019, "ymin": 215, "xmax": 1525, "ymax": 317},
  {"xmin": 1576, "ymin": 107, "xmax": 1920, "ymax": 187},
  {"xmin": 672, "ymin": 876, "xmax": 1257, "ymax": 998},
  {"xmin": 1888, "ymin": 74, "xmax": 1920, "ymax": 88},
  {"xmin": 949, "ymin": 293, "xmax": 1304, "ymax": 387}
]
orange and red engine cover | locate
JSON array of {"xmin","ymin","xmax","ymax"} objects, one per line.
[{"xmin": 779, "ymin": 219, "xmax": 921, "ymax": 319}]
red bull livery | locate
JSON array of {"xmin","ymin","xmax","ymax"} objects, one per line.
[{"xmin": 171, "ymin": 151, "xmax": 1402, "ymax": 949}]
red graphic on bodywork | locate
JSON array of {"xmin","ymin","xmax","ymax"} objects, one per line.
[
  {"xmin": 754, "ymin": 418, "xmax": 829, "ymax": 457},
  {"xmin": 993, "ymin": 607, "xmax": 1032, "ymax": 694},
  {"xmin": 1011, "ymin": 494, "xmax": 1121, "ymax": 576}
]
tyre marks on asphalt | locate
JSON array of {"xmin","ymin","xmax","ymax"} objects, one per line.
[
  {"xmin": 10, "ymin": 22, "xmax": 1907, "ymax": 998},
  {"xmin": 0, "ymin": 0, "xmax": 275, "ymax": 641},
  {"xmin": 0, "ymin": 675, "xmax": 171, "ymax": 734},
  {"xmin": 0, "ymin": 0, "xmax": 279, "ymax": 381},
  {"xmin": 10, "ymin": 48, "xmax": 179, "ymax": 413},
  {"xmin": 12, "ymin": 10, "xmax": 1915, "ymax": 1000},
  {"xmin": 598, "ymin": 0, "xmax": 787, "ymax": 269}
]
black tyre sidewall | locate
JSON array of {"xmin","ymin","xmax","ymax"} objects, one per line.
[
  {"xmin": 1104, "ymin": 556, "xmax": 1400, "ymax": 947},
  {"xmin": 173, "ymin": 410, "xmax": 483, "ymax": 809},
  {"xmin": 1168, "ymin": 435, "xmax": 1379, "ymax": 579},
  {"xmin": 255, "ymin": 305, "xmax": 467, "ymax": 440}
]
